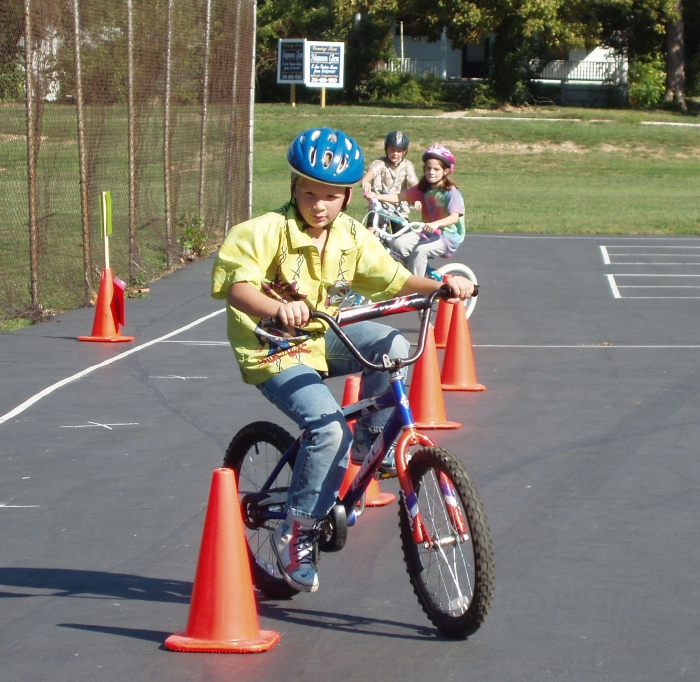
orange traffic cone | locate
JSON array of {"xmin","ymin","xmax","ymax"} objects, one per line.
[
  {"xmin": 339, "ymin": 376, "xmax": 395, "ymax": 507},
  {"xmin": 408, "ymin": 325, "xmax": 460, "ymax": 429},
  {"xmin": 78, "ymin": 268, "xmax": 134, "ymax": 343},
  {"xmin": 433, "ymin": 300, "xmax": 454, "ymax": 349},
  {"xmin": 164, "ymin": 468, "xmax": 280, "ymax": 654},
  {"xmin": 441, "ymin": 305, "xmax": 485, "ymax": 392},
  {"xmin": 365, "ymin": 476, "xmax": 395, "ymax": 507}
]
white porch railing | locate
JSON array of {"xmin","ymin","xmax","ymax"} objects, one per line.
[
  {"xmin": 384, "ymin": 58, "xmax": 442, "ymax": 77},
  {"xmin": 531, "ymin": 59, "xmax": 627, "ymax": 85}
]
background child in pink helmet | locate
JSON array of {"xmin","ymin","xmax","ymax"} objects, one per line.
[{"xmin": 366, "ymin": 143, "xmax": 465, "ymax": 278}]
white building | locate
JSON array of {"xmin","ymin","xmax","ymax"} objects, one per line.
[{"xmin": 389, "ymin": 27, "xmax": 628, "ymax": 105}]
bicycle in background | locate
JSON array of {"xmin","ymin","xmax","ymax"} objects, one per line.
[{"xmin": 342, "ymin": 197, "xmax": 478, "ymax": 321}]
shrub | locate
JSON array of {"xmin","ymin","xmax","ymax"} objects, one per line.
[
  {"xmin": 628, "ymin": 54, "xmax": 666, "ymax": 108},
  {"xmin": 470, "ymin": 83, "xmax": 499, "ymax": 109},
  {"xmin": 176, "ymin": 214, "xmax": 209, "ymax": 261}
]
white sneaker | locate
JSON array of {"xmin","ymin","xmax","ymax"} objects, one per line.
[{"xmin": 271, "ymin": 517, "xmax": 319, "ymax": 592}]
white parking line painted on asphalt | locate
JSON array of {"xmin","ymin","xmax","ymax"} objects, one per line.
[
  {"xmin": 60, "ymin": 422, "xmax": 139, "ymax": 430},
  {"xmin": 0, "ymin": 308, "xmax": 225, "ymax": 426},
  {"xmin": 0, "ymin": 503, "xmax": 41, "ymax": 508},
  {"xmin": 606, "ymin": 274, "xmax": 622, "ymax": 299},
  {"xmin": 149, "ymin": 375, "xmax": 207, "ymax": 380},
  {"xmin": 160, "ymin": 340, "xmax": 229, "ymax": 346},
  {"xmin": 600, "ymin": 245, "xmax": 611, "ymax": 264}
]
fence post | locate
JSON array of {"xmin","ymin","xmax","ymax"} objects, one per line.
[
  {"xmin": 224, "ymin": 0, "xmax": 242, "ymax": 235},
  {"xmin": 71, "ymin": 0, "xmax": 92, "ymax": 303},
  {"xmin": 198, "ymin": 0, "xmax": 212, "ymax": 221},
  {"xmin": 246, "ymin": 0, "xmax": 256, "ymax": 221},
  {"xmin": 126, "ymin": 0, "xmax": 136, "ymax": 284},
  {"xmin": 163, "ymin": 0, "xmax": 174, "ymax": 268},
  {"xmin": 22, "ymin": 0, "xmax": 39, "ymax": 310}
]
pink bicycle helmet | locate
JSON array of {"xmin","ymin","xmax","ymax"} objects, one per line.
[{"xmin": 422, "ymin": 144, "xmax": 455, "ymax": 174}]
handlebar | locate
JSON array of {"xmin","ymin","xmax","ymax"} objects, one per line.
[
  {"xmin": 364, "ymin": 195, "xmax": 430, "ymax": 238},
  {"xmin": 260, "ymin": 286, "xmax": 477, "ymax": 373}
]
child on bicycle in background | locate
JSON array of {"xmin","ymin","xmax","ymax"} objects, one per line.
[
  {"xmin": 211, "ymin": 128, "xmax": 474, "ymax": 594},
  {"xmin": 361, "ymin": 130, "xmax": 420, "ymax": 231},
  {"xmin": 366, "ymin": 144, "xmax": 465, "ymax": 278}
]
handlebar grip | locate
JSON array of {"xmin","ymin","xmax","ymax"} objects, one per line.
[
  {"xmin": 439, "ymin": 282, "xmax": 479, "ymax": 298},
  {"xmin": 259, "ymin": 316, "xmax": 278, "ymax": 328}
]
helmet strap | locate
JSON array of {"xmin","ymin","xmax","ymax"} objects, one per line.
[{"xmin": 341, "ymin": 187, "xmax": 352, "ymax": 210}]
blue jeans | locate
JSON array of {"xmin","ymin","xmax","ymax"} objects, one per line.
[{"xmin": 257, "ymin": 321, "xmax": 410, "ymax": 520}]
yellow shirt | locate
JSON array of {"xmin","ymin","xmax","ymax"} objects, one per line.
[{"xmin": 211, "ymin": 202, "xmax": 411, "ymax": 385}]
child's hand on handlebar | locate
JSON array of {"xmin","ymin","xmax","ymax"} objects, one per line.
[
  {"xmin": 422, "ymin": 222, "xmax": 441, "ymax": 234},
  {"xmin": 276, "ymin": 300, "xmax": 310, "ymax": 329},
  {"xmin": 440, "ymin": 276, "xmax": 475, "ymax": 304}
]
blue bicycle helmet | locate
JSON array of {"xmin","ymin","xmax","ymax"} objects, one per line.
[{"xmin": 287, "ymin": 128, "xmax": 365, "ymax": 186}]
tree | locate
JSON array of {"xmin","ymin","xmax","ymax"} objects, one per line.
[
  {"xmin": 0, "ymin": 0, "xmax": 25, "ymax": 102},
  {"xmin": 589, "ymin": 0, "xmax": 675, "ymax": 59},
  {"xmin": 397, "ymin": 0, "xmax": 596, "ymax": 103},
  {"xmin": 663, "ymin": 0, "xmax": 686, "ymax": 108}
]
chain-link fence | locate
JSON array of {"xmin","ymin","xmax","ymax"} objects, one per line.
[{"xmin": 0, "ymin": 0, "xmax": 255, "ymax": 323}]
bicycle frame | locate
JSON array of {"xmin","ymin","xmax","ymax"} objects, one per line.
[{"xmin": 249, "ymin": 290, "xmax": 466, "ymax": 546}]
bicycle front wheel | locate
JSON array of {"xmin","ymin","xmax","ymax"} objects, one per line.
[
  {"xmin": 223, "ymin": 421, "xmax": 299, "ymax": 599},
  {"xmin": 399, "ymin": 447, "xmax": 494, "ymax": 638},
  {"xmin": 435, "ymin": 262, "xmax": 478, "ymax": 320}
]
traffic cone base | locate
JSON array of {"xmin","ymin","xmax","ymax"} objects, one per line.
[
  {"xmin": 164, "ymin": 468, "xmax": 279, "ymax": 654},
  {"xmin": 440, "ymin": 303, "xmax": 484, "ymax": 392},
  {"xmin": 442, "ymin": 382, "xmax": 485, "ymax": 392},
  {"xmin": 408, "ymin": 325, "xmax": 461, "ymax": 430},
  {"xmin": 365, "ymin": 477, "xmax": 395, "ymax": 506},
  {"xmin": 164, "ymin": 630, "xmax": 280, "ymax": 654},
  {"xmin": 413, "ymin": 419, "xmax": 461, "ymax": 429},
  {"xmin": 77, "ymin": 334, "xmax": 134, "ymax": 342}
]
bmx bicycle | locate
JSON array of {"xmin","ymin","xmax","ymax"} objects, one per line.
[
  {"xmin": 344, "ymin": 196, "xmax": 478, "ymax": 322},
  {"xmin": 223, "ymin": 287, "xmax": 494, "ymax": 639}
]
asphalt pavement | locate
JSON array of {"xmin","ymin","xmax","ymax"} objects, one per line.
[{"xmin": 2, "ymin": 234, "xmax": 699, "ymax": 682}]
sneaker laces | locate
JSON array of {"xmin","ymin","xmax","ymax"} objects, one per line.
[{"xmin": 291, "ymin": 526, "xmax": 317, "ymax": 568}]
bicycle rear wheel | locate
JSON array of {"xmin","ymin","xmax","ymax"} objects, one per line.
[
  {"xmin": 223, "ymin": 421, "xmax": 299, "ymax": 599},
  {"xmin": 435, "ymin": 262, "xmax": 478, "ymax": 320},
  {"xmin": 398, "ymin": 447, "xmax": 494, "ymax": 638}
]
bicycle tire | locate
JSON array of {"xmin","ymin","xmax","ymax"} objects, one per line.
[
  {"xmin": 223, "ymin": 421, "xmax": 299, "ymax": 599},
  {"xmin": 398, "ymin": 447, "xmax": 494, "ymax": 638},
  {"xmin": 435, "ymin": 262, "xmax": 478, "ymax": 320}
]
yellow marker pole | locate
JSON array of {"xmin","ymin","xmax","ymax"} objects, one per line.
[
  {"xmin": 100, "ymin": 190, "xmax": 112, "ymax": 270},
  {"xmin": 321, "ymin": 87, "xmax": 326, "ymax": 108},
  {"xmin": 290, "ymin": 83, "xmax": 296, "ymax": 107}
]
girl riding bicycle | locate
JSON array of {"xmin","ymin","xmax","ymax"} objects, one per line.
[
  {"xmin": 211, "ymin": 128, "xmax": 474, "ymax": 594},
  {"xmin": 366, "ymin": 144, "xmax": 465, "ymax": 278}
]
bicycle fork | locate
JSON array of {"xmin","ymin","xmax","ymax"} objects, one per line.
[{"xmin": 396, "ymin": 429, "xmax": 469, "ymax": 547}]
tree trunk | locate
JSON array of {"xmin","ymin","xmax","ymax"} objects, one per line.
[{"xmin": 663, "ymin": 0, "xmax": 686, "ymax": 111}]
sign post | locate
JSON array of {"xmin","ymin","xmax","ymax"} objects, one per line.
[
  {"xmin": 304, "ymin": 41, "xmax": 344, "ymax": 108},
  {"xmin": 277, "ymin": 39, "xmax": 305, "ymax": 106}
]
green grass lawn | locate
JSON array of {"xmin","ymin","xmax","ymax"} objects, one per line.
[
  {"xmin": 252, "ymin": 104, "xmax": 700, "ymax": 235},
  {"xmin": 2, "ymin": 101, "xmax": 699, "ymax": 330}
]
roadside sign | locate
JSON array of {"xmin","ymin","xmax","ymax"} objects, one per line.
[
  {"xmin": 304, "ymin": 41, "xmax": 344, "ymax": 89},
  {"xmin": 277, "ymin": 39, "xmax": 305, "ymax": 84}
]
